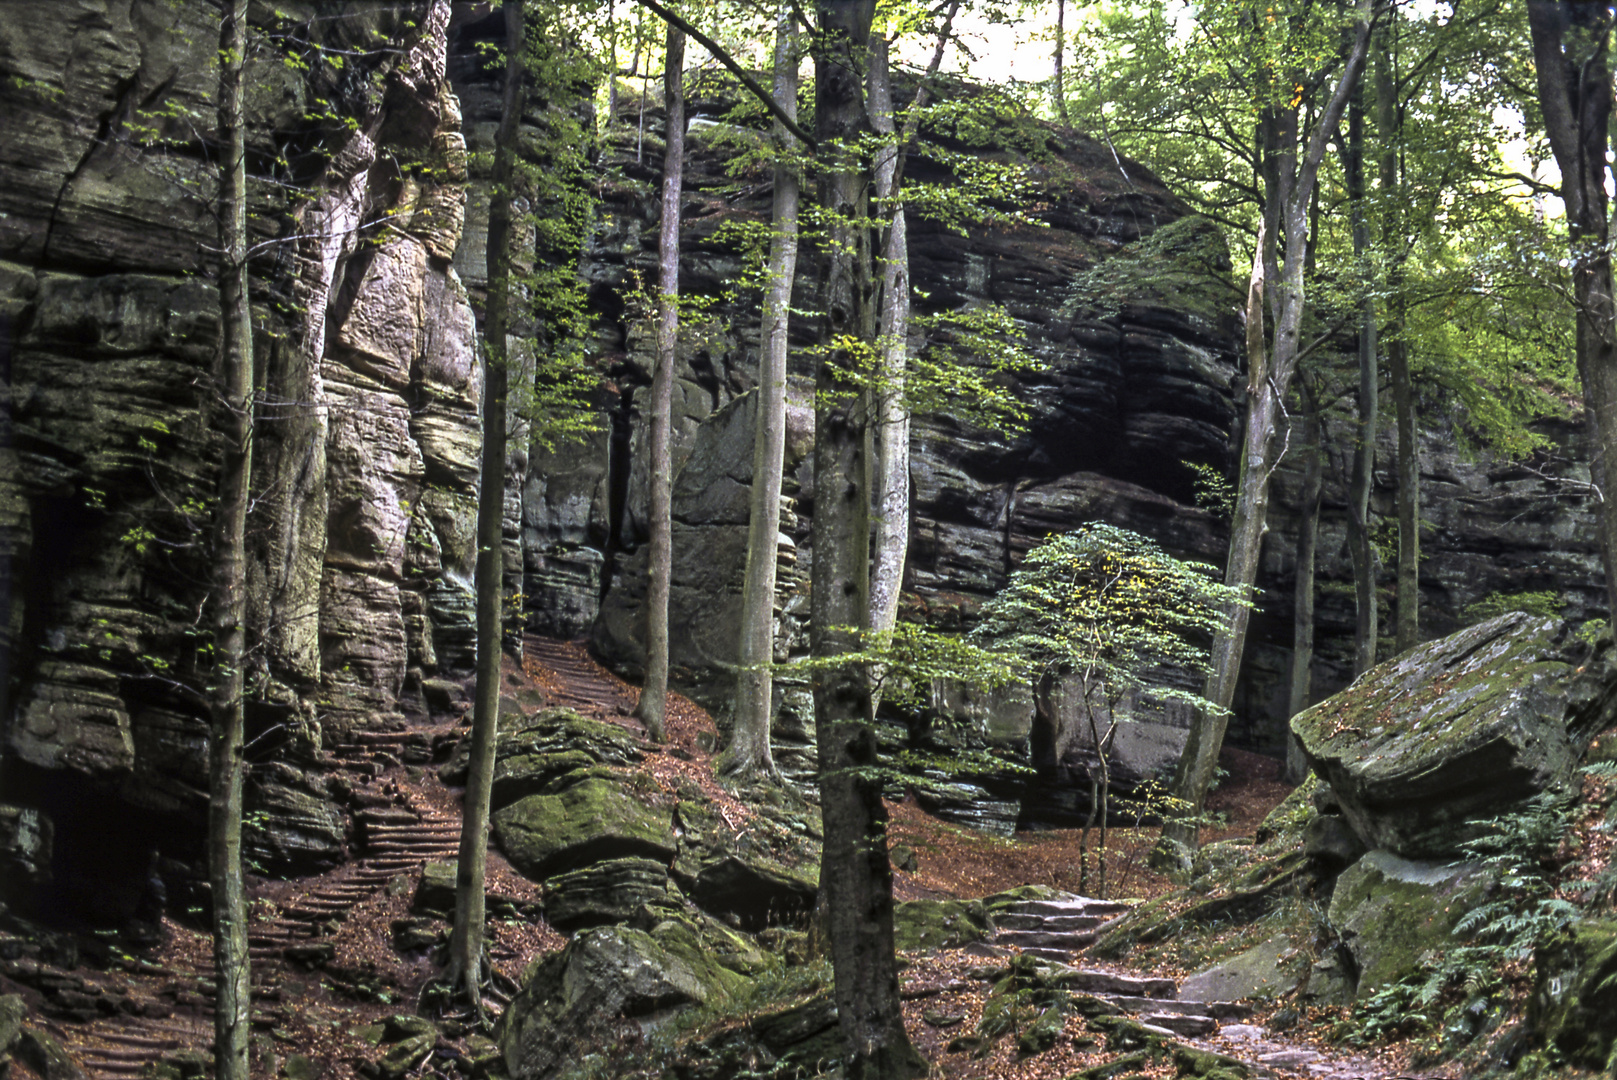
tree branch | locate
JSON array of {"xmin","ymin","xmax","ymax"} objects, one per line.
[{"xmin": 630, "ymin": 0, "xmax": 816, "ymax": 149}]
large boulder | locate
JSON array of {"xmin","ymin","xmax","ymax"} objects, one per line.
[
  {"xmin": 0, "ymin": 805, "xmax": 53, "ymax": 911},
  {"xmin": 438, "ymin": 708, "xmax": 644, "ymax": 803},
  {"xmin": 1530, "ymin": 918, "xmax": 1617, "ymax": 1072},
  {"xmin": 1178, "ymin": 934, "xmax": 1305, "ymax": 1003},
  {"xmin": 1326, "ymin": 849, "xmax": 1495, "ymax": 998},
  {"xmin": 544, "ymin": 857, "xmax": 676, "ymax": 932},
  {"xmin": 492, "ymin": 775, "xmax": 676, "ymax": 880},
  {"xmin": 1292, "ymin": 613, "xmax": 1616, "ymax": 858},
  {"xmin": 497, "ymin": 923, "xmax": 748, "ymax": 1080},
  {"xmin": 893, "ymin": 898, "xmax": 994, "ymax": 953}
]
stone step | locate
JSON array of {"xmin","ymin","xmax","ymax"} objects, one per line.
[
  {"xmin": 87, "ymin": 1031, "xmax": 183, "ymax": 1049},
  {"xmin": 357, "ymin": 808, "xmax": 421, "ymax": 827},
  {"xmin": 1055, "ymin": 970, "xmax": 1178, "ymax": 999},
  {"xmin": 1104, "ymin": 994, "xmax": 1251, "ymax": 1021},
  {"xmin": 994, "ymin": 913, "xmax": 1107, "ymax": 932},
  {"xmin": 996, "ymin": 929, "xmax": 1099, "ymax": 950},
  {"xmin": 1003, "ymin": 898, "xmax": 1132, "ymax": 918},
  {"xmin": 1139, "ymin": 1012, "xmax": 1217, "ymax": 1038},
  {"xmin": 1015, "ymin": 947, "xmax": 1075, "ymax": 963}
]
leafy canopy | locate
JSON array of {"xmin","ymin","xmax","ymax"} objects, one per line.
[{"xmin": 969, "ymin": 523, "xmax": 1248, "ymax": 717}]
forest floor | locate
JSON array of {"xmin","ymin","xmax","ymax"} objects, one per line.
[{"xmin": 18, "ymin": 639, "xmax": 1447, "ymax": 1080}]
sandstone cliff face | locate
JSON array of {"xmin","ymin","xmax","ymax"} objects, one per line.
[
  {"xmin": 503, "ymin": 80, "xmax": 1602, "ymax": 805},
  {"xmin": 0, "ymin": 0, "xmax": 481, "ymax": 910},
  {"xmin": 0, "ymin": 1, "xmax": 1605, "ymax": 920}
]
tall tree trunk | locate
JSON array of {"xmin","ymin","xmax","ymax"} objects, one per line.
[
  {"xmin": 865, "ymin": 36, "xmax": 910, "ymax": 656},
  {"xmin": 811, "ymin": 3, "xmax": 926, "ymax": 1076},
  {"xmin": 863, "ymin": 2, "xmax": 957, "ymax": 723},
  {"xmin": 209, "ymin": 3, "xmax": 252, "ymax": 1076},
  {"xmin": 1377, "ymin": 42, "xmax": 1419, "ymax": 654},
  {"xmin": 633, "ymin": 24, "xmax": 685, "ymax": 742},
  {"xmin": 1162, "ymin": 1, "xmax": 1374, "ymax": 856},
  {"xmin": 1528, "ymin": 3, "xmax": 1617, "ymax": 624},
  {"xmin": 1053, "ymin": 0, "xmax": 1068, "ymax": 122},
  {"xmin": 724, "ymin": 5, "xmax": 797, "ymax": 782},
  {"xmin": 1344, "ymin": 80, "xmax": 1379, "ymax": 677},
  {"xmin": 1285, "ymin": 388, "xmax": 1322, "ymax": 784},
  {"xmin": 450, "ymin": 0, "xmax": 525, "ymax": 1016}
]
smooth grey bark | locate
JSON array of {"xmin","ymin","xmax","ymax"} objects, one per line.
[
  {"xmin": 1285, "ymin": 388, "xmax": 1323, "ymax": 784},
  {"xmin": 724, "ymin": 6, "xmax": 798, "ymax": 782},
  {"xmin": 1344, "ymin": 82, "xmax": 1379, "ymax": 676},
  {"xmin": 1377, "ymin": 42, "xmax": 1419, "ymax": 654},
  {"xmin": 1054, "ymin": 0, "xmax": 1068, "ymax": 122},
  {"xmin": 209, "ymin": 3, "xmax": 252, "ymax": 1076},
  {"xmin": 1163, "ymin": 0, "xmax": 1375, "ymax": 853},
  {"xmin": 811, "ymin": 3, "xmax": 926, "ymax": 1076},
  {"xmin": 1528, "ymin": 2, "xmax": 1617, "ymax": 623},
  {"xmin": 863, "ymin": 2, "xmax": 957, "ymax": 724},
  {"xmin": 451, "ymin": 0, "xmax": 525, "ymax": 1017},
  {"xmin": 633, "ymin": 23, "xmax": 685, "ymax": 742},
  {"xmin": 865, "ymin": 37, "xmax": 911, "ymax": 660}
]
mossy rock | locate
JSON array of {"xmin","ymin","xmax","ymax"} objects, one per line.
[
  {"xmin": 1071, "ymin": 1050, "xmax": 1152, "ymax": 1080},
  {"xmin": 1178, "ymin": 934, "xmax": 1304, "ymax": 1003},
  {"xmin": 376, "ymin": 1032, "xmax": 434, "ymax": 1080},
  {"xmin": 1172, "ymin": 1046, "xmax": 1249, "ymax": 1078},
  {"xmin": 1327, "ymin": 849, "xmax": 1495, "ymax": 997},
  {"xmin": 544, "ymin": 857, "xmax": 674, "ymax": 931},
  {"xmin": 685, "ymin": 851, "xmax": 818, "ymax": 933},
  {"xmin": 1254, "ymin": 774, "xmax": 1318, "ymax": 844},
  {"xmin": 438, "ymin": 708, "xmax": 643, "ymax": 797},
  {"xmin": 893, "ymin": 898, "xmax": 992, "ymax": 953},
  {"xmin": 492, "ymin": 774, "xmax": 675, "ymax": 880},
  {"xmin": 1529, "ymin": 917, "xmax": 1617, "ymax": 1071},
  {"xmin": 0, "ymin": 994, "xmax": 25, "ymax": 1057},
  {"xmin": 1089, "ymin": 892, "xmax": 1179, "ymax": 959},
  {"xmin": 497, "ymin": 924, "xmax": 748, "ymax": 1079},
  {"xmin": 981, "ymin": 884, "xmax": 1067, "ymax": 916},
  {"xmin": 1292, "ymin": 613, "xmax": 1611, "ymax": 859}
]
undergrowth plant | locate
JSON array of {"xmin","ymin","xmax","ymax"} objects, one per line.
[{"xmin": 1345, "ymin": 788, "xmax": 1583, "ymax": 1052}]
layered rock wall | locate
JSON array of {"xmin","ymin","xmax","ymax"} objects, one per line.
[{"xmin": 0, "ymin": 0, "xmax": 481, "ymax": 911}]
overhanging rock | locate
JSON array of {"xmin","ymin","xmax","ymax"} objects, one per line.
[{"xmin": 1292, "ymin": 612, "xmax": 1617, "ymax": 859}]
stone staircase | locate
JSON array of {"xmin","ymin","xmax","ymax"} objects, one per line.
[
  {"xmin": 246, "ymin": 733, "xmax": 462, "ymax": 964},
  {"xmin": 26, "ymin": 725, "xmax": 464, "ymax": 1079},
  {"xmin": 990, "ymin": 893, "xmax": 1249, "ymax": 1041},
  {"xmin": 524, "ymin": 636, "xmax": 636, "ymax": 717}
]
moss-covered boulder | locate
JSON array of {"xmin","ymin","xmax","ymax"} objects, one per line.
[
  {"xmin": 544, "ymin": 857, "xmax": 675, "ymax": 931},
  {"xmin": 492, "ymin": 775, "xmax": 675, "ymax": 880},
  {"xmin": 438, "ymin": 708, "xmax": 644, "ymax": 808},
  {"xmin": 1178, "ymin": 934, "xmax": 1305, "ymax": 1003},
  {"xmin": 893, "ymin": 898, "xmax": 993, "ymax": 953},
  {"xmin": 496, "ymin": 924, "xmax": 749, "ymax": 1080},
  {"xmin": 686, "ymin": 852, "xmax": 818, "ymax": 932},
  {"xmin": 1529, "ymin": 917, "xmax": 1617, "ymax": 1072},
  {"xmin": 1292, "ymin": 613, "xmax": 1616, "ymax": 859},
  {"xmin": 1327, "ymin": 849, "xmax": 1494, "ymax": 997}
]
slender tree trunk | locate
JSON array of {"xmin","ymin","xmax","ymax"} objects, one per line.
[
  {"xmin": 1344, "ymin": 82, "xmax": 1379, "ymax": 677},
  {"xmin": 1528, "ymin": 2, "xmax": 1617, "ymax": 624},
  {"xmin": 724, "ymin": 6, "xmax": 797, "ymax": 781},
  {"xmin": 864, "ymin": 37, "xmax": 910, "ymax": 721},
  {"xmin": 450, "ymin": 0, "xmax": 525, "ymax": 1016},
  {"xmin": 1053, "ymin": 0, "xmax": 1068, "ymax": 123},
  {"xmin": 1162, "ymin": 2, "xmax": 1374, "ymax": 855},
  {"xmin": 1285, "ymin": 389, "xmax": 1322, "ymax": 784},
  {"xmin": 811, "ymin": 4, "xmax": 925, "ymax": 1076},
  {"xmin": 209, "ymin": 4, "xmax": 252, "ymax": 1076},
  {"xmin": 634, "ymin": 24, "xmax": 685, "ymax": 742},
  {"xmin": 863, "ymin": 3, "xmax": 956, "ymax": 721},
  {"xmin": 1377, "ymin": 43, "xmax": 1419, "ymax": 654}
]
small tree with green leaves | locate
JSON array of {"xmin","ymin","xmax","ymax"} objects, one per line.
[{"xmin": 970, "ymin": 524, "xmax": 1248, "ymax": 896}]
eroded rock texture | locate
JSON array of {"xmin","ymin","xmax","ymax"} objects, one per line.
[{"xmin": 1, "ymin": 0, "xmax": 479, "ymax": 906}]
